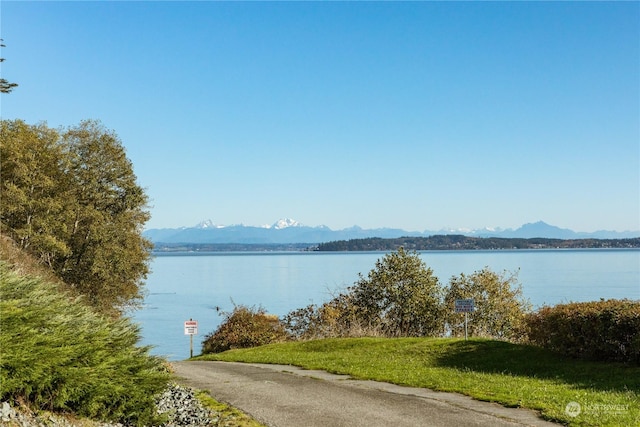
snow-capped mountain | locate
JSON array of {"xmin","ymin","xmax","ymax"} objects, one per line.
[
  {"xmin": 195, "ymin": 218, "xmax": 304, "ymax": 230},
  {"xmin": 272, "ymin": 218, "xmax": 303, "ymax": 229},
  {"xmin": 143, "ymin": 220, "xmax": 639, "ymax": 245},
  {"xmin": 195, "ymin": 219, "xmax": 225, "ymax": 229}
]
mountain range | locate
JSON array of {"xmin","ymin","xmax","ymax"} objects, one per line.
[{"xmin": 143, "ymin": 219, "xmax": 640, "ymax": 245}]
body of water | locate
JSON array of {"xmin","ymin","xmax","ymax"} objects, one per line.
[{"xmin": 130, "ymin": 249, "xmax": 640, "ymax": 360}]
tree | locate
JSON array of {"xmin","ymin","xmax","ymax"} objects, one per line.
[
  {"xmin": 444, "ymin": 267, "xmax": 531, "ymax": 340},
  {"xmin": 1, "ymin": 39, "xmax": 18, "ymax": 93},
  {"xmin": 0, "ymin": 120, "xmax": 70, "ymax": 266},
  {"xmin": 348, "ymin": 248, "xmax": 444, "ymax": 337},
  {"xmin": 57, "ymin": 120, "xmax": 152, "ymax": 312},
  {"xmin": 0, "ymin": 119, "xmax": 152, "ymax": 314}
]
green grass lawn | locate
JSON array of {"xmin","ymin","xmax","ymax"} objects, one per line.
[{"xmin": 194, "ymin": 337, "xmax": 639, "ymax": 427}]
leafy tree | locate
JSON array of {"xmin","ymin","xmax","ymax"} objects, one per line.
[
  {"xmin": 1, "ymin": 120, "xmax": 70, "ymax": 266},
  {"xmin": 1, "ymin": 39, "xmax": 18, "ymax": 93},
  {"xmin": 57, "ymin": 120, "xmax": 152, "ymax": 312},
  {"xmin": 444, "ymin": 267, "xmax": 531, "ymax": 340},
  {"xmin": 1, "ymin": 119, "xmax": 152, "ymax": 314},
  {"xmin": 348, "ymin": 248, "xmax": 444, "ymax": 336}
]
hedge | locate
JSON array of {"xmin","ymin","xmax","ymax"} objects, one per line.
[{"xmin": 525, "ymin": 299, "xmax": 640, "ymax": 364}]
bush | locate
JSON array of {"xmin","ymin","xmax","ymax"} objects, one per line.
[
  {"xmin": 0, "ymin": 263, "xmax": 169, "ymax": 425},
  {"xmin": 202, "ymin": 305, "xmax": 289, "ymax": 354},
  {"xmin": 282, "ymin": 303, "xmax": 327, "ymax": 340},
  {"xmin": 284, "ymin": 248, "xmax": 530, "ymax": 340},
  {"xmin": 444, "ymin": 268, "xmax": 531, "ymax": 341},
  {"xmin": 282, "ymin": 293, "xmax": 373, "ymax": 339},
  {"xmin": 525, "ymin": 299, "xmax": 640, "ymax": 364},
  {"xmin": 348, "ymin": 248, "xmax": 444, "ymax": 337}
]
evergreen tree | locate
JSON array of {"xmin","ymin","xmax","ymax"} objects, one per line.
[{"xmin": 1, "ymin": 39, "xmax": 18, "ymax": 93}]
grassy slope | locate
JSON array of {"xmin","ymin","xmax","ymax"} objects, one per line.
[
  {"xmin": 0, "ymin": 235, "xmax": 264, "ymax": 426},
  {"xmin": 0, "ymin": 234, "xmax": 65, "ymax": 286},
  {"xmin": 195, "ymin": 337, "xmax": 640, "ymax": 427},
  {"xmin": 0, "ymin": 262, "xmax": 170, "ymax": 425},
  {"xmin": 0, "ymin": 235, "xmax": 170, "ymax": 425}
]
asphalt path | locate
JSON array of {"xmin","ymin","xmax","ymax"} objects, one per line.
[{"xmin": 172, "ymin": 361, "xmax": 559, "ymax": 427}]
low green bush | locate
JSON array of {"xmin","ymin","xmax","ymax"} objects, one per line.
[
  {"xmin": 525, "ymin": 299, "xmax": 640, "ymax": 364},
  {"xmin": 202, "ymin": 305, "xmax": 289, "ymax": 354},
  {"xmin": 0, "ymin": 263, "xmax": 169, "ymax": 425}
]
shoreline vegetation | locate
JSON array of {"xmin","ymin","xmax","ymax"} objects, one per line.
[
  {"xmin": 151, "ymin": 236, "xmax": 640, "ymax": 252},
  {"xmin": 2, "ymin": 119, "xmax": 638, "ymax": 425},
  {"xmin": 195, "ymin": 337, "xmax": 640, "ymax": 427}
]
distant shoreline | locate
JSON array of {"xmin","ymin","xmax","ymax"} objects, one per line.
[
  {"xmin": 151, "ymin": 236, "xmax": 640, "ymax": 253},
  {"xmin": 315, "ymin": 235, "xmax": 640, "ymax": 251}
]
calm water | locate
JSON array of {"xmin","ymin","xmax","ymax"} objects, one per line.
[{"xmin": 130, "ymin": 249, "xmax": 640, "ymax": 360}]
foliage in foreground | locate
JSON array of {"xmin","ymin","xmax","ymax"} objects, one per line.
[
  {"xmin": 202, "ymin": 248, "xmax": 636, "ymax": 366},
  {"xmin": 204, "ymin": 249, "xmax": 531, "ymax": 353},
  {"xmin": 0, "ymin": 263, "xmax": 170, "ymax": 425},
  {"xmin": 1, "ymin": 119, "xmax": 152, "ymax": 314},
  {"xmin": 444, "ymin": 268, "xmax": 532, "ymax": 340},
  {"xmin": 281, "ymin": 248, "xmax": 530, "ymax": 342},
  {"xmin": 526, "ymin": 299, "xmax": 640, "ymax": 364},
  {"xmin": 196, "ymin": 337, "xmax": 640, "ymax": 427},
  {"xmin": 348, "ymin": 247, "xmax": 444, "ymax": 336},
  {"xmin": 202, "ymin": 305, "xmax": 289, "ymax": 354}
]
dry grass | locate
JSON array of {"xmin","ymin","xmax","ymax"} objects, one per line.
[{"xmin": 0, "ymin": 233, "xmax": 63, "ymax": 286}]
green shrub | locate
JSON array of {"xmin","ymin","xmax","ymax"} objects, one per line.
[
  {"xmin": 282, "ymin": 303, "xmax": 326, "ymax": 340},
  {"xmin": 525, "ymin": 299, "xmax": 640, "ymax": 364},
  {"xmin": 347, "ymin": 248, "xmax": 444, "ymax": 337},
  {"xmin": 283, "ymin": 251, "xmax": 533, "ymax": 341},
  {"xmin": 444, "ymin": 268, "xmax": 531, "ymax": 341},
  {"xmin": 0, "ymin": 263, "xmax": 169, "ymax": 425},
  {"xmin": 202, "ymin": 305, "xmax": 289, "ymax": 354},
  {"xmin": 282, "ymin": 295, "xmax": 354, "ymax": 340}
]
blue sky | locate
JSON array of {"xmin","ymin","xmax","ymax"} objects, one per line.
[{"xmin": 2, "ymin": 1, "xmax": 639, "ymax": 232}]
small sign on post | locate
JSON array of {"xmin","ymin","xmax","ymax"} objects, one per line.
[
  {"xmin": 454, "ymin": 299, "xmax": 475, "ymax": 340},
  {"xmin": 454, "ymin": 299, "xmax": 475, "ymax": 313},
  {"xmin": 184, "ymin": 320, "xmax": 198, "ymax": 335},
  {"xmin": 184, "ymin": 319, "xmax": 198, "ymax": 358}
]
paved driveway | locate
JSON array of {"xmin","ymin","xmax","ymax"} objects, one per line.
[{"xmin": 172, "ymin": 361, "xmax": 559, "ymax": 427}]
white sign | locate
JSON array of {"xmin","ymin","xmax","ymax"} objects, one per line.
[
  {"xmin": 184, "ymin": 320, "xmax": 198, "ymax": 335},
  {"xmin": 455, "ymin": 299, "xmax": 475, "ymax": 313}
]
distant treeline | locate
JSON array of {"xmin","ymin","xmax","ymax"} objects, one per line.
[
  {"xmin": 315, "ymin": 235, "xmax": 640, "ymax": 251},
  {"xmin": 152, "ymin": 242, "xmax": 314, "ymax": 253}
]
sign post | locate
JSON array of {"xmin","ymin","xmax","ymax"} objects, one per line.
[
  {"xmin": 184, "ymin": 319, "xmax": 198, "ymax": 358},
  {"xmin": 454, "ymin": 299, "xmax": 475, "ymax": 340}
]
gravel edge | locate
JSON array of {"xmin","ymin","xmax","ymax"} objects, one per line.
[{"xmin": 0, "ymin": 383, "xmax": 240, "ymax": 427}]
